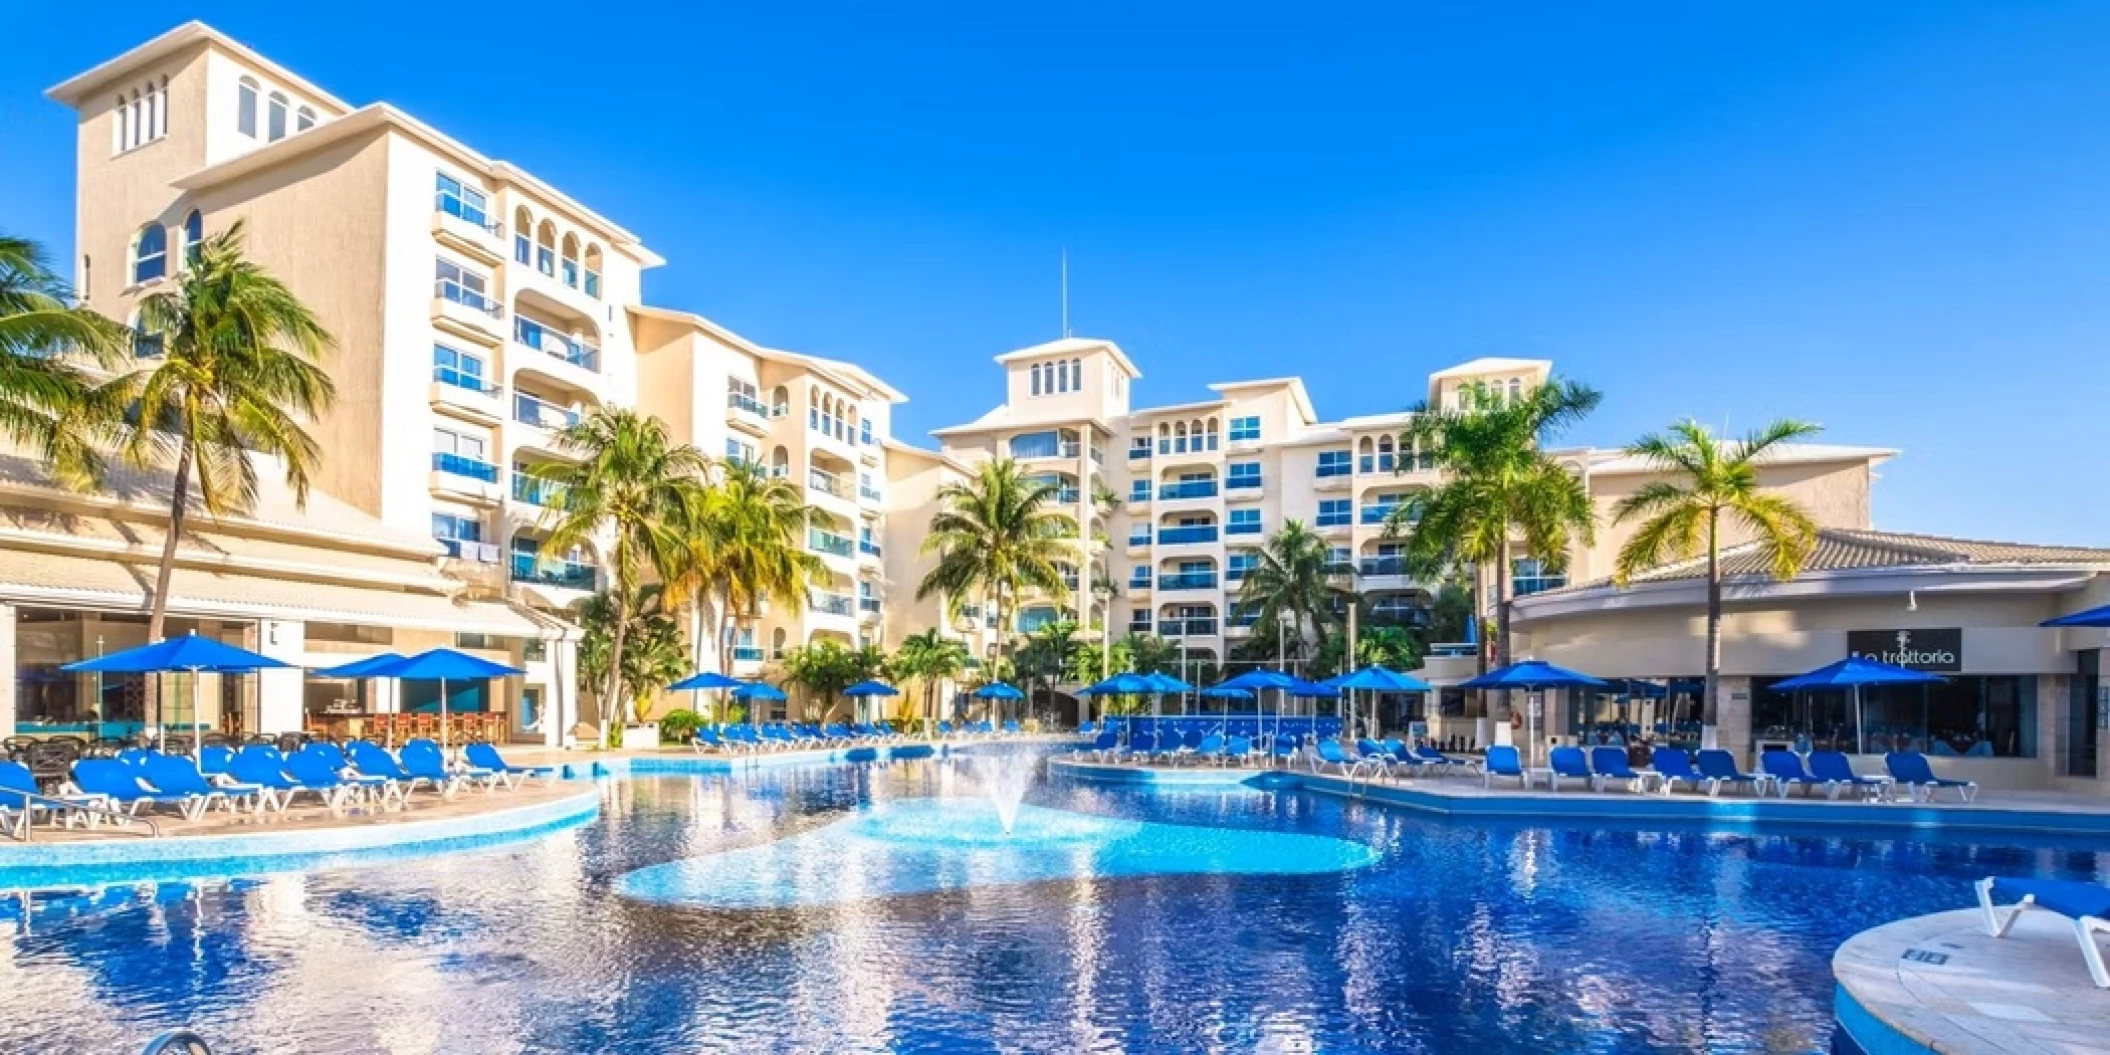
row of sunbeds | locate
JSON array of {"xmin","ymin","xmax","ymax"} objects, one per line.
[
  {"xmin": 0, "ymin": 739, "xmax": 555, "ymax": 830},
  {"xmin": 1437, "ymin": 744, "xmax": 1976, "ymax": 801},
  {"xmin": 689, "ymin": 719, "xmax": 1024, "ymax": 754}
]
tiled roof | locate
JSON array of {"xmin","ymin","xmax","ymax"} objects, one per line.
[{"xmin": 1570, "ymin": 529, "xmax": 2110, "ymax": 591}]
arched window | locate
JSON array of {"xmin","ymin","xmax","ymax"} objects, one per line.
[
  {"xmin": 1070, "ymin": 358, "xmax": 1081, "ymax": 391},
  {"xmin": 770, "ymin": 446, "xmax": 790, "ymax": 477},
  {"xmin": 236, "ymin": 78, "xmax": 259, "ymax": 138},
  {"xmin": 266, "ymin": 91, "xmax": 288, "ymax": 141},
  {"xmin": 1508, "ymin": 378, "xmax": 1522, "ymax": 402},
  {"xmin": 295, "ymin": 106, "xmax": 315, "ymax": 132},
  {"xmin": 512, "ymin": 207, "xmax": 533, "ymax": 264},
  {"xmin": 559, "ymin": 233, "xmax": 580, "ymax": 288},
  {"xmin": 582, "ymin": 244, "xmax": 603, "ymax": 298},
  {"xmin": 132, "ymin": 224, "xmax": 167, "ymax": 284},
  {"xmin": 1030, "ymin": 363, "xmax": 1042, "ymax": 396},
  {"xmin": 140, "ymin": 90, "xmax": 154, "ymax": 149},
  {"xmin": 771, "ymin": 386, "xmax": 790, "ymax": 417},
  {"xmin": 181, "ymin": 210, "xmax": 202, "ymax": 266},
  {"xmin": 125, "ymin": 308, "xmax": 162, "ymax": 359},
  {"xmin": 534, "ymin": 221, "xmax": 556, "ymax": 276}
]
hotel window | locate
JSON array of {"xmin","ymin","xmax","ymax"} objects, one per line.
[
  {"xmin": 1227, "ymin": 509, "xmax": 1261, "ymax": 535},
  {"xmin": 236, "ymin": 78, "xmax": 259, "ymax": 138},
  {"xmin": 1316, "ymin": 450, "xmax": 1351, "ymax": 478},
  {"xmin": 725, "ymin": 438, "xmax": 756, "ymax": 467},
  {"xmin": 1751, "ymin": 674, "xmax": 2038, "ymax": 758},
  {"xmin": 435, "ymin": 173, "xmax": 490, "ymax": 230},
  {"xmin": 1129, "ymin": 479, "xmax": 1149, "ymax": 502},
  {"xmin": 726, "ymin": 378, "xmax": 760, "ymax": 414},
  {"xmin": 181, "ymin": 211, "xmax": 203, "ymax": 266},
  {"xmin": 1228, "ymin": 415, "xmax": 1260, "ymax": 442},
  {"xmin": 859, "ymin": 418, "xmax": 874, "ymax": 445},
  {"xmin": 1327, "ymin": 545, "xmax": 1350, "ymax": 568},
  {"xmin": 1008, "ymin": 431, "xmax": 1062, "ymax": 459},
  {"xmin": 431, "ymin": 344, "xmax": 488, "ymax": 392},
  {"xmin": 1228, "ymin": 551, "xmax": 1257, "ymax": 579},
  {"xmin": 1227, "ymin": 462, "xmax": 1261, "ymax": 489},
  {"xmin": 1508, "ymin": 378, "xmax": 1522, "ymax": 403},
  {"xmin": 131, "ymin": 224, "xmax": 167, "ymax": 284},
  {"xmin": 1316, "ymin": 499, "xmax": 1351, "ymax": 527},
  {"xmin": 434, "ymin": 257, "xmax": 493, "ymax": 312},
  {"xmin": 1030, "ymin": 363, "xmax": 1042, "ymax": 396},
  {"xmin": 266, "ymin": 91, "xmax": 288, "ymax": 142},
  {"xmin": 296, "ymin": 106, "xmax": 316, "ymax": 132},
  {"xmin": 1129, "ymin": 437, "xmax": 1151, "ymax": 458},
  {"xmin": 432, "ymin": 512, "xmax": 483, "ymax": 545}
]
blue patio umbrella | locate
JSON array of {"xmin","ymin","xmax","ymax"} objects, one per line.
[
  {"xmin": 973, "ymin": 682, "xmax": 1024, "ymax": 700},
  {"xmin": 1460, "ymin": 660, "xmax": 1607, "ymax": 765},
  {"xmin": 1079, "ymin": 672, "xmax": 1153, "ymax": 732},
  {"xmin": 65, "ymin": 633, "xmax": 296, "ymax": 756},
  {"xmin": 2044, "ymin": 605, "xmax": 2110, "ymax": 628},
  {"xmin": 1139, "ymin": 671, "xmax": 1194, "ymax": 719},
  {"xmin": 843, "ymin": 680, "xmax": 900, "ymax": 725},
  {"xmin": 1771, "ymin": 656, "xmax": 1945, "ymax": 755},
  {"xmin": 359, "ymin": 649, "xmax": 525, "ymax": 753},
  {"xmin": 670, "ymin": 670, "xmax": 745, "ymax": 727},
  {"xmin": 316, "ymin": 652, "xmax": 409, "ymax": 731},
  {"xmin": 1322, "ymin": 666, "xmax": 1432, "ymax": 739},
  {"xmin": 731, "ymin": 681, "xmax": 787, "ymax": 700}
]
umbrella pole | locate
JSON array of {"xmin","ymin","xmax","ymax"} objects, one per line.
[
  {"xmin": 1854, "ymin": 685, "xmax": 1865, "ymax": 756},
  {"xmin": 441, "ymin": 677, "xmax": 451, "ymax": 760},
  {"xmin": 191, "ymin": 667, "xmax": 202, "ymax": 762}
]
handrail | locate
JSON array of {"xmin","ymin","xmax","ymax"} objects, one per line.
[
  {"xmin": 141, "ymin": 1028, "xmax": 212, "ymax": 1054},
  {"xmin": 3, "ymin": 791, "xmax": 161, "ymax": 841}
]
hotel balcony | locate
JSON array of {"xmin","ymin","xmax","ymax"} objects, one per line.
[
  {"xmin": 859, "ymin": 483, "xmax": 884, "ymax": 504},
  {"xmin": 1127, "ymin": 530, "xmax": 1151, "ymax": 552},
  {"xmin": 858, "ymin": 596, "xmax": 883, "ymax": 620},
  {"xmin": 431, "ymin": 196, "xmax": 506, "ymax": 265},
  {"xmin": 1314, "ymin": 461, "xmax": 1354, "ymax": 490},
  {"xmin": 858, "ymin": 539, "xmax": 884, "ymax": 562},
  {"xmin": 512, "ymin": 316, "xmax": 600, "ymax": 387},
  {"xmin": 1156, "ymin": 571, "xmax": 1218, "ymax": 593},
  {"xmin": 1513, "ymin": 574, "xmax": 1568, "ymax": 597},
  {"xmin": 513, "ymin": 391, "xmax": 581, "ymax": 436},
  {"xmin": 1156, "ymin": 525, "xmax": 1219, "ymax": 547},
  {"xmin": 511, "ymin": 474, "xmax": 567, "ymax": 509},
  {"xmin": 728, "ymin": 645, "xmax": 765, "ymax": 675},
  {"xmin": 437, "ymin": 536, "xmax": 502, "ymax": 565},
  {"xmin": 1157, "ymin": 480, "xmax": 1219, "ymax": 503},
  {"xmin": 1361, "ymin": 504, "xmax": 1407, "ymax": 526},
  {"xmin": 431, "ymin": 279, "xmax": 505, "ymax": 344},
  {"xmin": 726, "ymin": 392, "xmax": 771, "ymax": 437},
  {"xmin": 1127, "ymin": 573, "xmax": 1152, "ymax": 592},
  {"xmin": 429, "ymin": 366, "xmax": 502, "ymax": 424},
  {"xmin": 1127, "ymin": 618, "xmax": 1154, "ymax": 635},
  {"xmin": 1224, "ymin": 475, "xmax": 1263, "ymax": 499},
  {"xmin": 807, "ymin": 467, "xmax": 857, "ymax": 516},
  {"xmin": 1158, "ymin": 617, "xmax": 1219, "ymax": 639},
  {"xmin": 510, "ymin": 553, "xmax": 596, "ymax": 592},
  {"xmin": 808, "ymin": 527, "xmax": 855, "ymax": 560},
  {"xmin": 1128, "ymin": 446, "xmax": 1151, "ymax": 463},
  {"xmin": 430, "ymin": 452, "xmax": 502, "ymax": 503},
  {"xmin": 810, "ymin": 591, "xmax": 856, "ymax": 618},
  {"xmin": 1225, "ymin": 520, "xmax": 1263, "ymax": 538}
]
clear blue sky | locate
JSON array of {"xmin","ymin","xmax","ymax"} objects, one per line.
[{"xmin": 3, "ymin": 3, "xmax": 2104, "ymax": 543}]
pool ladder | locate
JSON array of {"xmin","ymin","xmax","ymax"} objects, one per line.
[{"xmin": 141, "ymin": 1029, "xmax": 211, "ymax": 1054}]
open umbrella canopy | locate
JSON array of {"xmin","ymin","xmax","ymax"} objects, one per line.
[
  {"xmin": 1078, "ymin": 672, "xmax": 1153, "ymax": 696},
  {"xmin": 843, "ymin": 680, "xmax": 900, "ymax": 697},
  {"xmin": 2043, "ymin": 605, "xmax": 2110, "ymax": 628},
  {"xmin": 1322, "ymin": 666, "xmax": 1432, "ymax": 693},
  {"xmin": 1601, "ymin": 677, "xmax": 1668, "ymax": 699},
  {"xmin": 1771, "ymin": 656, "xmax": 1944, "ymax": 690},
  {"xmin": 361, "ymin": 648, "xmax": 524, "ymax": 680},
  {"xmin": 731, "ymin": 681, "xmax": 787, "ymax": 701},
  {"xmin": 1459, "ymin": 660, "xmax": 1608, "ymax": 691},
  {"xmin": 1286, "ymin": 678, "xmax": 1340, "ymax": 698},
  {"xmin": 670, "ymin": 671, "xmax": 745, "ymax": 692},
  {"xmin": 1208, "ymin": 669, "xmax": 1300, "ymax": 693},
  {"xmin": 64, "ymin": 634, "xmax": 294, "ymax": 674},
  {"xmin": 316, "ymin": 653, "xmax": 409, "ymax": 679},
  {"xmin": 1199, "ymin": 685, "xmax": 1254, "ymax": 699},
  {"xmin": 1141, "ymin": 672, "xmax": 1193, "ymax": 694},
  {"xmin": 973, "ymin": 682, "xmax": 1024, "ymax": 700}
]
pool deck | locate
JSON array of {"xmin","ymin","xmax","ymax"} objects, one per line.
[
  {"xmin": 12, "ymin": 777, "xmax": 592, "ymax": 845},
  {"xmin": 1834, "ymin": 908, "xmax": 2110, "ymax": 1054}
]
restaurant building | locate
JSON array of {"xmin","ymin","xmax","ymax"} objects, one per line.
[{"xmin": 1504, "ymin": 529, "xmax": 2110, "ymax": 792}]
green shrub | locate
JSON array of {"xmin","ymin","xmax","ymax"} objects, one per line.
[{"xmin": 657, "ymin": 709, "xmax": 705, "ymax": 744}]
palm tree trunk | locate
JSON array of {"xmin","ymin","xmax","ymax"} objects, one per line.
[
  {"xmin": 1701, "ymin": 510, "xmax": 1723, "ymax": 751},
  {"xmin": 1493, "ymin": 535, "xmax": 1513, "ymax": 741},
  {"xmin": 146, "ymin": 441, "xmax": 195, "ymax": 642},
  {"xmin": 601, "ymin": 552, "xmax": 629, "ymax": 748}
]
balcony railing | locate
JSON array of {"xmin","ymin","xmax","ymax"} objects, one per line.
[
  {"xmin": 1128, "ymin": 575, "xmax": 1152, "ymax": 590},
  {"xmin": 1129, "ymin": 447, "xmax": 1151, "ymax": 461},
  {"xmin": 1157, "ymin": 572, "xmax": 1218, "ymax": 591},
  {"xmin": 1316, "ymin": 461, "xmax": 1352, "ymax": 479},
  {"xmin": 1368, "ymin": 604, "xmax": 1429, "ymax": 626},
  {"xmin": 1513, "ymin": 575, "xmax": 1568, "ymax": 597},
  {"xmin": 859, "ymin": 485, "xmax": 883, "ymax": 502},
  {"xmin": 1227, "ymin": 566, "xmax": 1249, "ymax": 581},
  {"xmin": 1225, "ymin": 476, "xmax": 1262, "ymax": 491},
  {"xmin": 510, "ymin": 554, "xmax": 594, "ymax": 590},
  {"xmin": 1158, "ymin": 480, "xmax": 1218, "ymax": 501},
  {"xmin": 1359, "ymin": 555, "xmax": 1408, "ymax": 577},
  {"xmin": 1157, "ymin": 525, "xmax": 1218, "ymax": 545},
  {"xmin": 811, "ymin": 592, "xmax": 855, "ymax": 617},
  {"xmin": 1127, "ymin": 531, "xmax": 1151, "ymax": 547},
  {"xmin": 1049, "ymin": 487, "xmax": 1081, "ymax": 504},
  {"xmin": 1226, "ymin": 521, "xmax": 1263, "ymax": 536},
  {"xmin": 432, "ymin": 365, "xmax": 497, "ymax": 395},
  {"xmin": 1358, "ymin": 454, "xmax": 1397, "ymax": 474},
  {"xmin": 730, "ymin": 646, "xmax": 764, "ymax": 662},
  {"xmin": 808, "ymin": 529, "xmax": 854, "ymax": 558},
  {"xmin": 859, "ymin": 597, "xmax": 882, "ymax": 615},
  {"xmin": 436, "ymin": 537, "xmax": 498, "ymax": 563},
  {"xmin": 1157, "ymin": 437, "xmax": 1220, "ymax": 455},
  {"xmin": 1316, "ymin": 510, "xmax": 1352, "ymax": 528},
  {"xmin": 511, "ymin": 475, "xmax": 566, "ymax": 507},
  {"xmin": 434, "ymin": 193, "xmax": 502, "ymax": 237},
  {"xmin": 1361, "ymin": 505, "xmax": 1405, "ymax": 525},
  {"xmin": 435, "ymin": 279, "xmax": 500, "ymax": 317},
  {"xmin": 1159, "ymin": 617, "xmax": 1219, "ymax": 637},
  {"xmin": 808, "ymin": 469, "xmax": 850, "ymax": 500},
  {"xmin": 432, "ymin": 451, "xmax": 497, "ymax": 483},
  {"xmin": 514, "ymin": 393, "xmax": 579, "ymax": 430},
  {"xmin": 512, "ymin": 318, "xmax": 600, "ymax": 372},
  {"xmin": 726, "ymin": 392, "xmax": 768, "ymax": 419},
  {"xmin": 859, "ymin": 540, "xmax": 883, "ymax": 558}
]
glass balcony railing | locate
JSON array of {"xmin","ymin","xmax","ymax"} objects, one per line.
[
  {"xmin": 432, "ymin": 365, "xmax": 497, "ymax": 395},
  {"xmin": 726, "ymin": 392, "xmax": 768, "ymax": 418},
  {"xmin": 808, "ymin": 529, "xmax": 854, "ymax": 558},
  {"xmin": 584, "ymin": 270, "xmax": 601, "ymax": 299},
  {"xmin": 859, "ymin": 485, "xmax": 883, "ymax": 502},
  {"xmin": 858, "ymin": 540, "xmax": 883, "ymax": 558},
  {"xmin": 512, "ymin": 317, "xmax": 600, "ymax": 372},
  {"xmin": 435, "ymin": 279, "xmax": 500, "ymax": 318},
  {"xmin": 1225, "ymin": 476, "xmax": 1262, "ymax": 491},
  {"xmin": 859, "ymin": 597, "xmax": 882, "ymax": 615},
  {"xmin": 811, "ymin": 592, "xmax": 855, "ymax": 617},
  {"xmin": 1513, "ymin": 575, "xmax": 1568, "ymax": 597},
  {"xmin": 1229, "ymin": 610, "xmax": 1260, "ymax": 628},
  {"xmin": 1128, "ymin": 576, "xmax": 1152, "ymax": 590},
  {"xmin": 1362, "ymin": 505, "xmax": 1405, "ymax": 525},
  {"xmin": 1050, "ymin": 487, "xmax": 1081, "ymax": 504},
  {"xmin": 436, "ymin": 536, "xmax": 497, "ymax": 562},
  {"xmin": 1226, "ymin": 521, "xmax": 1263, "ymax": 536},
  {"xmin": 1129, "ymin": 447, "xmax": 1151, "ymax": 460},
  {"xmin": 432, "ymin": 451, "xmax": 497, "ymax": 483},
  {"xmin": 510, "ymin": 554, "xmax": 594, "ymax": 590},
  {"xmin": 1368, "ymin": 604, "xmax": 1429, "ymax": 627},
  {"xmin": 1157, "ymin": 526, "xmax": 1218, "ymax": 545},
  {"xmin": 730, "ymin": 646, "xmax": 764, "ymax": 662},
  {"xmin": 1316, "ymin": 511, "xmax": 1352, "ymax": 528},
  {"xmin": 434, "ymin": 193, "xmax": 502, "ymax": 237},
  {"xmin": 1127, "ymin": 531, "xmax": 1152, "ymax": 547},
  {"xmin": 514, "ymin": 393, "xmax": 579, "ymax": 430},
  {"xmin": 1157, "ymin": 572, "xmax": 1218, "ymax": 591},
  {"xmin": 1227, "ymin": 566, "xmax": 1250, "ymax": 581},
  {"xmin": 808, "ymin": 470, "xmax": 850, "ymax": 500},
  {"xmin": 1359, "ymin": 555, "xmax": 1408, "ymax": 577},
  {"xmin": 1159, "ymin": 617, "xmax": 1219, "ymax": 637},
  {"xmin": 1127, "ymin": 620, "xmax": 1153, "ymax": 635},
  {"xmin": 1357, "ymin": 454, "xmax": 1397, "ymax": 475},
  {"xmin": 1324, "ymin": 560, "xmax": 1354, "ymax": 576},
  {"xmin": 1158, "ymin": 480, "xmax": 1218, "ymax": 501},
  {"xmin": 511, "ymin": 475, "xmax": 566, "ymax": 507}
]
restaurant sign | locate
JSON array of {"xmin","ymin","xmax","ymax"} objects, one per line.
[{"xmin": 1846, "ymin": 628, "xmax": 1962, "ymax": 672}]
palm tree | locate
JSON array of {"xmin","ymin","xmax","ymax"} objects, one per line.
[
  {"xmin": 577, "ymin": 584, "xmax": 689, "ymax": 732},
  {"xmin": 669, "ymin": 459, "xmax": 822, "ymax": 677},
  {"xmin": 916, "ymin": 459, "xmax": 1072, "ymax": 707},
  {"xmin": 119, "ymin": 221, "xmax": 335, "ymax": 642},
  {"xmin": 1394, "ymin": 379, "xmax": 1599, "ymax": 719},
  {"xmin": 534, "ymin": 408, "xmax": 706, "ymax": 745},
  {"xmin": 1611, "ymin": 419, "xmax": 1821, "ymax": 748},
  {"xmin": 1234, "ymin": 520, "xmax": 1349, "ymax": 671},
  {"xmin": 891, "ymin": 629, "xmax": 969, "ymax": 735},
  {"xmin": 779, "ymin": 639, "xmax": 883, "ymax": 722},
  {"xmin": 0, "ymin": 234, "xmax": 128, "ymax": 486}
]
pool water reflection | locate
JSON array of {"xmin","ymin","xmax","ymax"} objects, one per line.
[{"xmin": 0, "ymin": 747, "xmax": 2104, "ymax": 1053}]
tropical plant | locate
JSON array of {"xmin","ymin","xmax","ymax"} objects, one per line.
[
  {"xmin": 1612, "ymin": 418, "xmax": 1822, "ymax": 747},
  {"xmin": 1120, "ymin": 633, "xmax": 1182, "ymax": 675},
  {"xmin": 1393, "ymin": 379, "xmax": 1600, "ymax": 716},
  {"xmin": 1233, "ymin": 520, "xmax": 1350, "ymax": 669},
  {"xmin": 577, "ymin": 584, "xmax": 688, "ymax": 725},
  {"xmin": 0, "ymin": 233, "xmax": 128, "ymax": 487},
  {"xmin": 533, "ymin": 408, "xmax": 707, "ymax": 745},
  {"xmin": 654, "ymin": 708, "xmax": 706, "ymax": 745},
  {"xmin": 1427, "ymin": 577, "xmax": 1477, "ymax": 644},
  {"xmin": 781, "ymin": 639, "xmax": 886, "ymax": 722},
  {"xmin": 916, "ymin": 458, "xmax": 1072, "ymax": 688},
  {"xmin": 1313, "ymin": 624, "xmax": 1425, "ymax": 679},
  {"xmin": 667, "ymin": 459, "xmax": 824, "ymax": 677},
  {"xmin": 889, "ymin": 629, "xmax": 970, "ymax": 734},
  {"xmin": 1013, "ymin": 619, "xmax": 1081, "ymax": 713},
  {"xmin": 118, "ymin": 221, "xmax": 335, "ymax": 642}
]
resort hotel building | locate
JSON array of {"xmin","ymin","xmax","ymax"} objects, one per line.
[{"xmin": 3, "ymin": 22, "xmax": 2108, "ymax": 795}]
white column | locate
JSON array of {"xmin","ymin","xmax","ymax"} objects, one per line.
[
  {"xmin": 547, "ymin": 636, "xmax": 579, "ymax": 748},
  {"xmin": 257, "ymin": 619, "xmax": 305, "ymax": 733},
  {"xmin": 0, "ymin": 603, "xmax": 15, "ymax": 737}
]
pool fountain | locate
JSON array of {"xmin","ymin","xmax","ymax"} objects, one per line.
[{"xmin": 965, "ymin": 751, "xmax": 1038, "ymax": 834}]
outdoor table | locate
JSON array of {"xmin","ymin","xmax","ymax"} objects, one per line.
[{"xmin": 1524, "ymin": 767, "xmax": 1553, "ymax": 790}]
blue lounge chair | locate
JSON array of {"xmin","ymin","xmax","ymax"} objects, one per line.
[
  {"xmin": 139, "ymin": 754, "xmax": 263, "ymax": 818},
  {"xmin": 1123, "ymin": 731, "xmax": 1156, "ymax": 762},
  {"xmin": 1351, "ymin": 738, "xmax": 1396, "ymax": 779},
  {"xmin": 1002, "ymin": 719, "xmax": 1022, "ymax": 735},
  {"xmin": 401, "ymin": 739, "xmax": 502, "ymax": 795},
  {"xmin": 1546, "ymin": 746, "xmax": 1594, "ymax": 792},
  {"xmin": 1695, "ymin": 749, "xmax": 1768, "ymax": 797},
  {"xmin": 465, "ymin": 743, "xmax": 555, "ymax": 786},
  {"xmin": 1225, "ymin": 735, "xmax": 1254, "ymax": 765},
  {"xmin": 1149, "ymin": 733, "xmax": 1185, "ymax": 765},
  {"xmin": 1483, "ymin": 745, "xmax": 1526, "ymax": 788},
  {"xmin": 1976, "ymin": 877, "xmax": 2110, "ymax": 987},
  {"xmin": 299, "ymin": 743, "xmax": 394, "ymax": 801},
  {"xmin": 1589, "ymin": 746, "xmax": 1654, "ymax": 793},
  {"xmin": 1311, "ymin": 739, "xmax": 1358, "ymax": 776},
  {"xmin": 199, "ymin": 744, "xmax": 235, "ymax": 776},
  {"xmin": 1085, "ymin": 730, "xmax": 1120, "ymax": 762},
  {"xmin": 0, "ymin": 760, "xmax": 102, "ymax": 830},
  {"xmin": 1758, "ymin": 750, "xmax": 1829, "ymax": 798},
  {"xmin": 71, "ymin": 758, "xmax": 197, "ymax": 817},
  {"xmin": 1649, "ymin": 748, "xmax": 1706, "ymax": 795},
  {"xmin": 346, "ymin": 741, "xmax": 440, "ymax": 797},
  {"xmin": 1190, "ymin": 733, "xmax": 1227, "ymax": 766},
  {"xmin": 1807, "ymin": 750, "xmax": 1888, "ymax": 800},
  {"xmin": 1885, "ymin": 751, "xmax": 1978, "ymax": 803},
  {"xmin": 1412, "ymin": 744, "xmax": 1472, "ymax": 776},
  {"xmin": 1270, "ymin": 734, "xmax": 1302, "ymax": 767},
  {"xmin": 1077, "ymin": 721, "xmax": 1096, "ymax": 735},
  {"xmin": 276, "ymin": 751, "xmax": 361, "ymax": 811}
]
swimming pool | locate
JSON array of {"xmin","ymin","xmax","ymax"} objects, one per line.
[{"xmin": 2, "ymin": 746, "xmax": 2103, "ymax": 1053}]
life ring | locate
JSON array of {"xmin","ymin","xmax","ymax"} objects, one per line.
[{"xmin": 1508, "ymin": 710, "xmax": 1524, "ymax": 731}]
